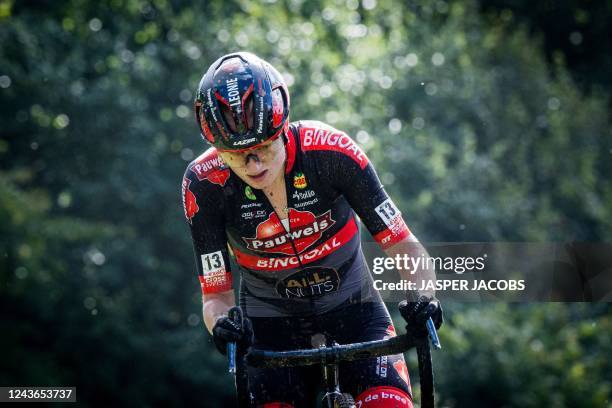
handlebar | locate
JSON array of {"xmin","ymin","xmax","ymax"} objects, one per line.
[{"xmin": 246, "ymin": 333, "xmax": 426, "ymax": 369}]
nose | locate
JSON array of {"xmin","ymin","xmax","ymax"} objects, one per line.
[
  {"xmin": 244, "ymin": 154, "xmax": 263, "ymax": 173},
  {"xmin": 245, "ymin": 153, "xmax": 260, "ymax": 165}
]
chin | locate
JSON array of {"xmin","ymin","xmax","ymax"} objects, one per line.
[
  {"xmin": 252, "ymin": 178, "xmax": 273, "ymax": 190},
  {"xmin": 242, "ymin": 173, "xmax": 270, "ymax": 189}
]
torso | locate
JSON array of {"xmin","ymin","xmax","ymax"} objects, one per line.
[{"xmin": 183, "ymin": 120, "xmax": 412, "ymax": 317}]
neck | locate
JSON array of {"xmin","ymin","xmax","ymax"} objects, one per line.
[{"xmin": 264, "ymin": 161, "xmax": 286, "ymax": 195}]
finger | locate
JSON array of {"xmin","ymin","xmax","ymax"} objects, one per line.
[
  {"xmin": 416, "ymin": 303, "xmax": 437, "ymax": 323},
  {"xmin": 215, "ymin": 327, "xmax": 242, "ymax": 341}
]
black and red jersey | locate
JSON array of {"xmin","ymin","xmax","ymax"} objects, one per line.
[{"xmin": 182, "ymin": 120, "xmax": 411, "ymax": 317}]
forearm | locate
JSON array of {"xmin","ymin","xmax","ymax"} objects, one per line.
[
  {"xmin": 202, "ymin": 290, "xmax": 236, "ymax": 334},
  {"xmin": 383, "ymin": 234, "xmax": 437, "ymax": 300}
]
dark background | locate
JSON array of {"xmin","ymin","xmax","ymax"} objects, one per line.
[{"xmin": 1, "ymin": 0, "xmax": 610, "ymax": 406}]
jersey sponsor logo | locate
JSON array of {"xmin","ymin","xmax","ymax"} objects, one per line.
[
  {"xmin": 256, "ymin": 237, "xmax": 340, "ymax": 269},
  {"xmin": 355, "ymin": 386, "xmax": 411, "ymax": 407},
  {"xmin": 292, "ymin": 189, "xmax": 319, "ymax": 209},
  {"xmin": 392, "ymin": 360, "xmax": 411, "ymax": 389},
  {"xmin": 300, "ymin": 127, "xmax": 369, "ymax": 169},
  {"xmin": 233, "ymin": 218, "xmax": 358, "ymax": 271},
  {"xmin": 293, "ymin": 198, "xmax": 319, "ymax": 208},
  {"xmin": 240, "ymin": 202, "xmax": 262, "ymax": 209},
  {"xmin": 275, "ymin": 266, "xmax": 340, "ymax": 298},
  {"xmin": 243, "ymin": 209, "xmax": 335, "ymax": 255},
  {"xmin": 245, "ymin": 185, "xmax": 257, "ymax": 200},
  {"xmin": 190, "ymin": 149, "xmax": 230, "ymax": 186},
  {"xmin": 292, "ymin": 189, "xmax": 315, "ymax": 201},
  {"xmin": 182, "ymin": 178, "xmax": 199, "ymax": 224},
  {"xmin": 241, "ymin": 209, "xmax": 267, "ymax": 220},
  {"xmin": 376, "ymin": 356, "xmax": 389, "ymax": 378},
  {"xmin": 293, "ymin": 172, "xmax": 307, "ymax": 189}
]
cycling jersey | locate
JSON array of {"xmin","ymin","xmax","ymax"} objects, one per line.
[{"xmin": 182, "ymin": 120, "xmax": 411, "ymax": 317}]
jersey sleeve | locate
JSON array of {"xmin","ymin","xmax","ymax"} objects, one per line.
[
  {"xmin": 300, "ymin": 121, "xmax": 412, "ymax": 250},
  {"xmin": 182, "ymin": 165, "xmax": 233, "ymax": 295}
]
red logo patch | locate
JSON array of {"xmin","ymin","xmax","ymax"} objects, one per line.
[
  {"xmin": 243, "ymin": 209, "xmax": 335, "ymax": 255},
  {"xmin": 182, "ymin": 178, "xmax": 199, "ymax": 224},
  {"xmin": 190, "ymin": 149, "xmax": 230, "ymax": 186},
  {"xmin": 300, "ymin": 126, "xmax": 369, "ymax": 169},
  {"xmin": 393, "ymin": 360, "xmax": 411, "ymax": 389},
  {"xmin": 271, "ymin": 88, "xmax": 284, "ymax": 128}
]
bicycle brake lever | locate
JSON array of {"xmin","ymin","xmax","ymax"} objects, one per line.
[
  {"xmin": 227, "ymin": 307, "xmax": 243, "ymax": 374},
  {"xmin": 426, "ymin": 318, "xmax": 441, "ymax": 350},
  {"xmin": 228, "ymin": 342, "xmax": 237, "ymax": 373}
]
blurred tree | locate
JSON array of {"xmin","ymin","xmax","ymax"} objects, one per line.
[
  {"xmin": 424, "ymin": 303, "xmax": 612, "ymax": 408},
  {"xmin": 0, "ymin": 0, "xmax": 610, "ymax": 406},
  {"xmin": 476, "ymin": 0, "xmax": 612, "ymax": 94}
]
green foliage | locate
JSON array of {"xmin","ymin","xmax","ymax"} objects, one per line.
[
  {"xmin": 428, "ymin": 303, "xmax": 612, "ymax": 407},
  {"xmin": 0, "ymin": 0, "xmax": 610, "ymax": 406}
]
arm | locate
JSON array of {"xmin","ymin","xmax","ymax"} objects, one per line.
[
  {"xmin": 308, "ymin": 123, "xmax": 443, "ymax": 330},
  {"xmin": 307, "ymin": 123, "xmax": 436, "ymax": 299},
  {"xmin": 182, "ymin": 162, "xmax": 235, "ymax": 332},
  {"xmin": 384, "ymin": 233, "xmax": 436, "ymax": 300},
  {"xmin": 202, "ymin": 289, "xmax": 236, "ymax": 334}
]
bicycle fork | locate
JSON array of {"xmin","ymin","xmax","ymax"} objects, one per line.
[{"xmin": 321, "ymin": 359, "xmax": 342, "ymax": 408}]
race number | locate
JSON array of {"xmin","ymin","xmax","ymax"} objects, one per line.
[
  {"xmin": 375, "ymin": 199, "xmax": 401, "ymax": 227},
  {"xmin": 199, "ymin": 251, "xmax": 232, "ymax": 294},
  {"xmin": 201, "ymin": 251, "xmax": 225, "ymax": 274},
  {"xmin": 373, "ymin": 198, "xmax": 411, "ymax": 249}
]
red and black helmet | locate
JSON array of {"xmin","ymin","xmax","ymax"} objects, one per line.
[{"xmin": 194, "ymin": 52, "xmax": 290, "ymax": 151}]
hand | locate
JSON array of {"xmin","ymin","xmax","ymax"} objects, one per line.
[
  {"xmin": 398, "ymin": 295, "xmax": 443, "ymax": 338},
  {"xmin": 212, "ymin": 314, "xmax": 254, "ymax": 355}
]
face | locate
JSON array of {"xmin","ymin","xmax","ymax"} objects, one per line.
[{"xmin": 218, "ymin": 137, "xmax": 286, "ymax": 190}]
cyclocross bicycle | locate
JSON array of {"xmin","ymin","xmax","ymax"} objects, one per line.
[{"xmin": 226, "ymin": 306, "xmax": 440, "ymax": 408}]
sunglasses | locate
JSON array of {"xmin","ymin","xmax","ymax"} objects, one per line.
[{"xmin": 217, "ymin": 137, "xmax": 283, "ymax": 169}]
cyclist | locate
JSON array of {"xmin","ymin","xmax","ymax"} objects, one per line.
[{"xmin": 182, "ymin": 52, "xmax": 442, "ymax": 408}]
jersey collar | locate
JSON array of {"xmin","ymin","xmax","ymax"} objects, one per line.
[{"xmin": 284, "ymin": 129, "xmax": 296, "ymax": 174}]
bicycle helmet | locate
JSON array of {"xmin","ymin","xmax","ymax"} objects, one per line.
[{"xmin": 194, "ymin": 52, "xmax": 290, "ymax": 151}]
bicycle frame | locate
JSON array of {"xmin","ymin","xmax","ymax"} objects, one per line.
[
  {"xmin": 245, "ymin": 334, "xmax": 434, "ymax": 408},
  {"xmin": 227, "ymin": 306, "xmax": 438, "ymax": 408}
]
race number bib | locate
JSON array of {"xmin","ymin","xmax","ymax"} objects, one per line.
[{"xmin": 199, "ymin": 251, "xmax": 232, "ymax": 294}]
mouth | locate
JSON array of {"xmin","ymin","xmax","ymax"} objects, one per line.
[{"xmin": 247, "ymin": 169, "xmax": 268, "ymax": 181}]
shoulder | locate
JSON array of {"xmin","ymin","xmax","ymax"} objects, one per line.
[
  {"xmin": 290, "ymin": 120, "xmax": 369, "ymax": 170},
  {"xmin": 181, "ymin": 147, "xmax": 231, "ymax": 224},
  {"xmin": 184, "ymin": 147, "xmax": 231, "ymax": 187}
]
